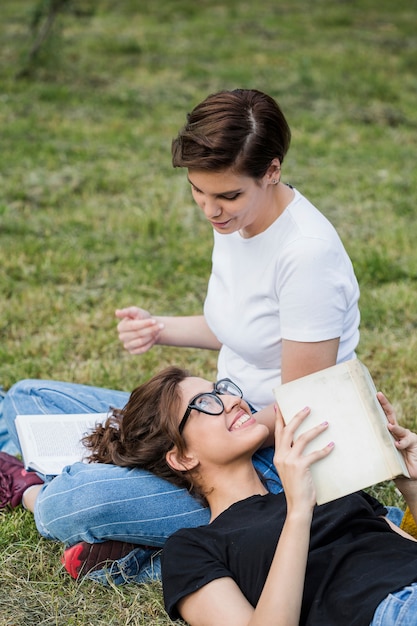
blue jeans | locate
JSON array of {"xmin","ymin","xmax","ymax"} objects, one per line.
[
  {"xmin": 370, "ymin": 584, "xmax": 417, "ymax": 625},
  {"xmin": 3, "ymin": 379, "xmax": 130, "ymax": 451}
]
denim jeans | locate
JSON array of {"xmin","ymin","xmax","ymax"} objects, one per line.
[
  {"xmin": 85, "ymin": 546, "xmax": 163, "ymax": 585},
  {"xmin": 3, "ymin": 379, "xmax": 131, "ymax": 451},
  {"xmin": 370, "ymin": 584, "xmax": 417, "ymax": 625}
]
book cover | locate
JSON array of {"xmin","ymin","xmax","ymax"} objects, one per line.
[{"xmin": 273, "ymin": 359, "xmax": 409, "ymax": 505}]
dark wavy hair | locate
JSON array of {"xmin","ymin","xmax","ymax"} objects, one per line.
[
  {"xmin": 171, "ymin": 88, "xmax": 291, "ymax": 178},
  {"xmin": 82, "ymin": 366, "xmax": 201, "ymax": 497}
]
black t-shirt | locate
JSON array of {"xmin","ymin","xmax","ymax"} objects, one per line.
[{"xmin": 162, "ymin": 492, "xmax": 417, "ymax": 625}]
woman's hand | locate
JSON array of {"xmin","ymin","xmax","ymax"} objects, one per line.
[
  {"xmin": 378, "ymin": 391, "xmax": 417, "ymax": 479},
  {"xmin": 115, "ymin": 306, "xmax": 164, "ymax": 355},
  {"xmin": 379, "ymin": 392, "xmax": 417, "ymax": 524},
  {"xmin": 273, "ymin": 405, "xmax": 334, "ymax": 512}
]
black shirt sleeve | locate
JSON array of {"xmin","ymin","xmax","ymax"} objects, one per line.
[{"xmin": 161, "ymin": 529, "xmax": 235, "ymax": 620}]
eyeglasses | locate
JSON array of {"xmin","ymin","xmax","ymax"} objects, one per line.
[{"xmin": 178, "ymin": 378, "xmax": 243, "ymax": 434}]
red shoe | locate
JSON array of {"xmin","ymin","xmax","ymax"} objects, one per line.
[
  {"xmin": 61, "ymin": 540, "xmax": 138, "ymax": 579},
  {"xmin": 0, "ymin": 452, "xmax": 44, "ymax": 509}
]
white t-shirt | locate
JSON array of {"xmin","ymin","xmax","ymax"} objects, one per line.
[{"xmin": 204, "ymin": 188, "xmax": 360, "ymax": 410}]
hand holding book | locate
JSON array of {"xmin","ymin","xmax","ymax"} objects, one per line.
[
  {"xmin": 378, "ymin": 390, "xmax": 417, "ymax": 478},
  {"xmin": 273, "ymin": 360, "xmax": 410, "ymax": 505}
]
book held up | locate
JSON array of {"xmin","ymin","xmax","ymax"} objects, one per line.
[
  {"xmin": 15, "ymin": 412, "xmax": 109, "ymax": 476},
  {"xmin": 273, "ymin": 359, "xmax": 410, "ymax": 505}
]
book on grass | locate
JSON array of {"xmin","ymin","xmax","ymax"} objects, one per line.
[
  {"xmin": 15, "ymin": 412, "xmax": 109, "ymax": 476},
  {"xmin": 273, "ymin": 359, "xmax": 410, "ymax": 505}
]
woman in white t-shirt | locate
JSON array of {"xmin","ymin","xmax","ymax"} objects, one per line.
[
  {"xmin": 116, "ymin": 88, "xmax": 360, "ymax": 410},
  {"xmin": 2, "ymin": 89, "xmax": 363, "ymax": 581}
]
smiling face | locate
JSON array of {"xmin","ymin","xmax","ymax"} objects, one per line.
[
  {"xmin": 175, "ymin": 376, "xmax": 269, "ymax": 466},
  {"xmin": 187, "ymin": 165, "xmax": 281, "ymax": 238}
]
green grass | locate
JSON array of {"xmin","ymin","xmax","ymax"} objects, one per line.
[{"xmin": 1, "ymin": 0, "xmax": 417, "ymax": 622}]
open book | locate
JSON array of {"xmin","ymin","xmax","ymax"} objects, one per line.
[
  {"xmin": 273, "ymin": 359, "xmax": 410, "ymax": 505},
  {"xmin": 15, "ymin": 412, "xmax": 109, "ymax": 476}
]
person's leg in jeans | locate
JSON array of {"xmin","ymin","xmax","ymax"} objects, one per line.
[
  {"xmin": 3, "ymin": 379, "xmax": 130, "ymax": 452},
  {"xmin": 34, "ymin": 462, "xmax": 211, "ymax": 546}
]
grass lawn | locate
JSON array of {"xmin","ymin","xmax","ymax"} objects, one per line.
[{"xmin": 1, "ymin": 0, "xmax": 417, "ymax": 623}]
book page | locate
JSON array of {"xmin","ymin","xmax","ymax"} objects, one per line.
[
  {"xmin": 273, "ymin": 360, "xmax": 409, "ymax": 504},
  {"xmin": 15, "ymin": 413, "xmax": 109, "ymax": 476}
]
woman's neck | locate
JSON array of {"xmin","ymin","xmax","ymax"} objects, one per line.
[
  {"xmin": 239, "ymin": 182, "xmax": 295, "ymax": 238},
  {"xmin": 205, "ymin": 462, "xmax": 268, "ymax": 522}
]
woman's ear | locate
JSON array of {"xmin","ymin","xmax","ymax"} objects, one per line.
[
  {"xmin": 166, "ymin": 446, "xmax": 199, "ymax": 473},
  {"xmin": 265, "ymin": 158, "xmax": 281, "ymax": 184}
]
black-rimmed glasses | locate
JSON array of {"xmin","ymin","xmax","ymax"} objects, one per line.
[{"xmin": 178, "ymin": 378, "xmax": 243, "ymax": 434}]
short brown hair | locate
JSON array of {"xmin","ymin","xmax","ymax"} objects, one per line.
[{"xmin": 171, "ymin": 89, "xmax": 291, "ymax": 178}]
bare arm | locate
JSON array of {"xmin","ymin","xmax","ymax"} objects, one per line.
[
  {"xmin": 281, "ymin": 337, "xmax": 340, "ymax": 384},
  {"xmin": 155, "ymin": 314, "xmax": 221, "ymax": 350},
  {"xmin": 178, "ymin": 409, "xmax": 333, "ymax": 626},
  {"xmin": 253, "ymin": 337, "xmax": 340, "ymax": 447},
  {"xmin": 115, "ymin": 307, "xmax": 221, "ymax": 354}
]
